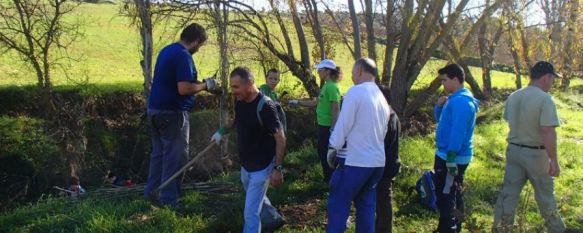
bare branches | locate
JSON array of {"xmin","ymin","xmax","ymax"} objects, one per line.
[{"xmin": 0, "ymin": 0, "xmax": 82, "ymax": 90}]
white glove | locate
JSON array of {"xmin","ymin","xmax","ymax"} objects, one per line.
[
  {"xmin": 288, "ymin": 100, "xmax": 299, "ymax": 106},
  {"xmin": 204, "ymin": 77, "xmax": 220, "ymax": 92},
  {"xmin": 210, "ymin": 131, "xmax": 222, "ymax": 145},
  {"xmin": 327, "ymin": 148, "xmax": 338, "ymax": 169}
]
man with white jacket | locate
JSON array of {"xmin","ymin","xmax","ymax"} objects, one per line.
[{"xmin": 326, "ymin": 58, "xmax": 390, "ymax": 233}]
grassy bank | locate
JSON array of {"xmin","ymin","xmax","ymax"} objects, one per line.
[{"xmin": 1, "ymin": 90, "xmax": 582, "ymax": 233}]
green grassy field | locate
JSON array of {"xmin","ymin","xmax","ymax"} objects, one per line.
[
  {"xmin": 1, "ymin": 90, "xmax": 582, "ymax": 232},
  {"xmin": 2, "ymin": 3, "xmax": 580, "ymax": 97}
]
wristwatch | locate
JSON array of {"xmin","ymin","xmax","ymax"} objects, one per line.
[{"xmin": 274, "ymin": 164, "xmax": 284, "ymax": 172}]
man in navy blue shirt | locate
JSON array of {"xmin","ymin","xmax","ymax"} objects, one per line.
[{"xmin": 144, "ymin": 23, "xmax": 218, "ymax": 208}]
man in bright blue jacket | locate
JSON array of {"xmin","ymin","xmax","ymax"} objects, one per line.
[{"xmin": 433, "ymin": 64, "xmax": 479, "ymax": 233}]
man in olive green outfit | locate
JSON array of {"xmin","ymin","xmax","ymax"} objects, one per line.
[{"xmin": 492, "ymin": 61, "xmax": 566, "ymax": 233}]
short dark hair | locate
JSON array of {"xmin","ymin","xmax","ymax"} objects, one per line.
[
  {"xmin": 180, "ymin": 23, "xmax": 207, "ymax": 44},
  {"xmin": 438, "ymin": 64, "xmax": 465, "ymax": 83},
  {"xmin": 355, "ymin": 58, "xmax": 378, "ymax": 78},
  {"xmin": 266, "ymin": 68, "xmax": 279, "ymax": 76},
  {"xmin": 230, "ymin": 66, "xmax": 254, "ymax": 81}
]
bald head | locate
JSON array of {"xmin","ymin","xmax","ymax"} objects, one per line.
[{"xmin": 352, "ymin": 58, "xmax": 378, "ymax": 84}]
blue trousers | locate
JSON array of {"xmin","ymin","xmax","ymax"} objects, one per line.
[
  {"xmin": 241, "ymin": 161, "xmax": 274, "ymax": 233},
  {"xmin": 143, "ymin": 110, "xmax": 189, "ymax": 207},
  {"xmin": 434, "ymin": 156, "xmax": 468, "ymax": 233},
  {"xmin": 327, "ymin": 159, "xmax": 384, "ymax": 233}
]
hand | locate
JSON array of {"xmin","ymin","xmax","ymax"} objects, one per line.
[
  {"xmin": 288, "ymin": 99, "xmax": 299, "ymax": 106},
  {"xmin": 548, "ymin": 159, "xmax": 561, "ymax": 177},
  {"xmin": 327, "ymin": 148, "xmax": 338, "ymax": 169},
  {"xmin": 209, "ymin": 127, "xmax": 226, "ymax": 146},
  {"xmin": 204, "ymin": 77, "xmax": 220, "ymax": 92},
  {"xmin": 437, "ymin": 96, "xmax": 448, "ymax": 107},
  {"xmin": 446, "ymin": 152, "xmax": 458, "ymax": 176},
  {"xmin": 270, "ymin": 170, "xmax": 283, "ymax": 187}
]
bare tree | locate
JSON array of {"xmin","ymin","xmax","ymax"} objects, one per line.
[
  {"xmin": 560, "ymin": 0, "xmax": 579, "ymax": 90},
  {"xmin": 478, "ymin": 17, "xmax": 504, "ymax": 96},
  {"xmin": 348, "ymin": 0, "xmax": 362, "ymax": 59},
  {"xmin": 387, "ymin": 0, "xmax": 470, "ymax": 120},
  {"xmin": 228, "ymin": 0, "xmax": 320, "ymax": 96},
  {"xmin": 210, "ymin": 0, "xmax": 230, "ymax": 156},
  {"xmin": 504, "ymin": 0, "xmax": 535, "ymax": 89},
  {"xmin": 380, "ymin": 0, "xmax": 399, "ymax": 85},
  {"xmin": 539, "ymin": 0, "xmax": 567, "ymax": 61},
  {"xmin": 322, "ymin": 1, "xmax": 355, "ymax": 57},
  {"xmin": 304, "ymin": 0, "xmax": 326, "ymax": 60},
  {"xmin": 132, "ymin": 0, "xmax": 154, "ymax": 100},
  {"xmin": 441, "ymin": 0, "xmax": 504, "ymax": 100},
  {"xmin": 0, "ymin": 0, "xmax": 82, "ymax": 112}
]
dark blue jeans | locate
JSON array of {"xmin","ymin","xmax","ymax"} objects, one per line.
[
  {"xmin": 327, "ymin": 158, "xmax": 384, "ymax": 233},
  {"xmin": 317, "ymin": 125, "xmax": 334, "ymax": 183},
  {"xmin": 143, "ymin": 110, "xmax": 189, "ymax": 207},
  {"xmin": 434, "ymin": 156, "xmax": 468, "ymax": 233}
]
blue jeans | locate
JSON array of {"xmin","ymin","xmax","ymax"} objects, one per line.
[
  {"xmin": 143, "ymin": 110, "xmax": 189, "ymax": 207},
  {"xmin": 434, "ymin": 156, "xmax": 468, "ymax": 233},
  {"xmin": 327, "ymin": 158, "xmax": 384, "ymax": 233},
  {"xmin": 241, "ymin": 161, "xmax": 274, "ymax": 233}
]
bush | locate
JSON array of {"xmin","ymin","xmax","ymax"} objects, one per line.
[{"xmin": 0, "ymin": 117, "xmax": 60, "ymax": 211}]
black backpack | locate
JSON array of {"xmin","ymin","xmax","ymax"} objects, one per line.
[{"xmin": 256, "ymin": 95, "xmax": 287, "ymax": 132}]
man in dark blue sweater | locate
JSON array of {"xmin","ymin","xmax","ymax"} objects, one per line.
[{"xmin": 144, "ymin": 23, "xmax": 219, "ymax": 208}]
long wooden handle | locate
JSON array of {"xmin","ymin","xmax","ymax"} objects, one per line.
[{"xmin": 154, "ymin": 142, "xmax": 216, "ymax": 192}]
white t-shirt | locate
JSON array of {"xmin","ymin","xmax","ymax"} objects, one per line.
[{"xmin": 329, "ymin": 81, "xmax": 390, "ymax": 167}]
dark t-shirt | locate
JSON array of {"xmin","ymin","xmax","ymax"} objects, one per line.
[
  {"xmin": 148, "ymin": 43, "xmax": 198, "ymax": 111},
  {"xmin": 383, "ymin": 109, "xmax": 401, "ymax": 179},
  {"xmin": 235, "ymin": 93, "xmax": 282, "ymax": 172}
]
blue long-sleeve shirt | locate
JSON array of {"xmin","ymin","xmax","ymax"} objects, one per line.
[{"xmin": 434, "ymin": 88, "xmax": 479, "ymax": 165}]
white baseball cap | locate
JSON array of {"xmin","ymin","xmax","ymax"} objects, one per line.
[{"xmin": 315, "ymin": 59, "xmax": 337, "ymax": 70}]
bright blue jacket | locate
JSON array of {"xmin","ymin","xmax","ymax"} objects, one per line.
[{"xmin": 434, "ymin": 88, "xmax": 479, "ymax": 165}]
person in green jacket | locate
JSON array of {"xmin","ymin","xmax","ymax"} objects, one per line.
[
  {"xmin": 289, "ymin": 59, "xmax": 342, "ymax": 183},
  {"xmin": 259, "ymin": 68, "xmax": 280, "ymax": 102}
]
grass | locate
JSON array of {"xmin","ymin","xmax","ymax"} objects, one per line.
[
  {"xmin": 2, "ymin": 3, "xmax": 581, "ymax": 98},
  {"xmin": 1, "ymin": 2, "xmax": 583, "ymax": 233},
  {"xmin": 1, "ymin": 90, "xmax": 582, "ymax": 232}
]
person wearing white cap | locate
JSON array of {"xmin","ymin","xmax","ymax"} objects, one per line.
[{"xmin": 289, "ymin": 59, "xmax": 342, "ymax": 183}]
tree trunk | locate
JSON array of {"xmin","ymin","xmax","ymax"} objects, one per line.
[
  {"xmin": 305, "ymin": 0, "xmax": 326, "ymax": 59},
  {"xmin": 364, "ymin": 0, "xmax": 376, "ymax": 62},
  {"xmin": 135, "ymin": 0, "xmax": 153, "ymax": 101},
  {"xmin": 478, "ymin": 23, "xmax": 492, "ymax": 97},
  {"xmin": 214, "ymin": 0, "xmax": 229, "ymax": 156},
  {"xmin": 561, "ymin": 0, "xmax": 579, "ymax": 90},
  {"xmin": 381, "ymin": 0, "xmax": 395, "ymax": 85},
  {"xmin": 510, "ymin": 44, "xmax": 523, "ymax": 89},
  {"xmin": 478, "ymin": 19, "xmax": 503, "ymax": 97},
  {"xmin": 289, "ymin": 0, "xmax": 310, "ymax": 68},
  {"xmin": 390, "ymin": 0, "xmax": 470, "ymax": 117},
  {"xmin": 348, "ymin": 0, "xmax": 362, "ymax": 59}
]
